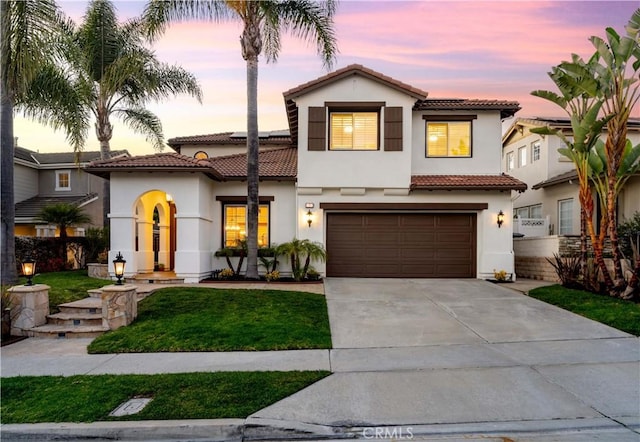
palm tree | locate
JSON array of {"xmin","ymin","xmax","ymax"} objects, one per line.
[
  {"xmin": 38, "ymin": 203, "xmax": 91, "ymax": 240},
  {"xmin": 276, "ymin": 238, "xmax": 326, "ymax": 281},
  {"xmin": 142, "ymin": 0, "xmax": 338, "ymax": 279},
  {"xmin": 588, "ymin": 9, "xmax": 640, "ymax": 290},
  {"xmin": 1, "ymin": 0, "xmax": 75, "ymax": 285},
  {"xmin": 531, "ymin": 55, "xmax": 612, "ymax": 288},
  {"xmin": 65, "ymin": 0, "xmax": 203, "ymax": 226}
]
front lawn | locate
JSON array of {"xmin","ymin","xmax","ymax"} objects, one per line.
[
  {"xmin": 88, "ymin": 287, "xmax": 332, "ymax": 353},
  {"xmin": 18, "ymin": 270, "xmax": 107, "ymax": 311},
  {"xmin": 1, "ymin": 371, "xmax": 329, "ymax": 423},
  {"xmin": 528, "ymin": 285, "xmax": 640, "ymax": 336}
]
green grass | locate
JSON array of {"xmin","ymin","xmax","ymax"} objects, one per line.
[
  {"xmin": 18, "ymin": 270, "xmax": 107, "ymax": 311},
  {"xmin": 529, "ymin": 285, "xmax": 640, "ymax": 336},
  {"xmin": 88, "ymin": 287, "xmax": 332, "ymax": 353},
  {"xmin": 1, "ymin": 371, "xmax": 329, "ymax": 423}
]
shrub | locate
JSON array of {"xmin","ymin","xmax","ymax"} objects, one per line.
[
  {"xmin": 15, "ymin": 237, "xmax": 86, "ymax": 273},
  {"xmin": 546, "ymin": 253, "xmax": 582, "ymax": 289},
  {"xmin": 265, "ymin": 270, "xmax": 280, "ymax": 282},
  {"xmin": 219, "ymin": 268, "xmax": 234, "ymax": 280},
  {"xmin": 493, "ymin": 269, "xmax": 508, "ymax": 281},
  {"xmin": 618, "ymin": 212, "xmax": 640, "ymax": 260}
]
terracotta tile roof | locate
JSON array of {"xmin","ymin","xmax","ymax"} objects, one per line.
[
  {"xmin": 84, "ymin": 148, "xmax": 297, "ymax": 181},
  {"xmin": 208, "ymin": 147, "xmax": 297, "ymax": 180},
  {"xmin": 85, "ymin": 152, "xmax": 221, "ymax": 180},
  {"xmin": 411, "ymin": 174, "xmax": 527, "ymax": 192},
  {"xmin": 415, "ymin": 99, "xmax": 520, "ymax": 119},
  {"xmin": 283, "ymin": 64, "xmax": 429, "ymax": 100},
  {"xmin": 167, "ymin": 131, "xmax": 292, "ymax": 151}
]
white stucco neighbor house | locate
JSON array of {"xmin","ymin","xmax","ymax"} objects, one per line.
[{"xmin": 86, "ymin": 64, "xmax": 527, "ymax": 283}]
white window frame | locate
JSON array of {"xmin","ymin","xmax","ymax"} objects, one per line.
[
  {"xmin": 518, "ymin": 146, "xmax": 527, "ymax": 167},
  {"xmin": 55, "ymin": 170, "xmax": 71, "ymax": 191},
  {"xmin": 506, "ymin": 151, "xmax": 515, "ymax": 172},
  {"xmin": 530, "ymin": 204, "xmax": 543, "ymax": 219},
  {"xmin": 531, "ymin": 141, "xmax": 541, "ymax": 162},
  {"xmin": 329, "ymin": 111, "xmax": 379, "ymax": 151},
  {"xmin": 558, "ymin": 199, "xmax": 574, "ymax": 235}
]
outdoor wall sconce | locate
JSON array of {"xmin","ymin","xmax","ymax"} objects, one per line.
[
  {"xmin": 21, "ymin": 256, "xmax": 36, "ymax": 286},
  {"xmin": 113, "ymin": 252, "xmax": 126, "ymax": 285},
  {"xmin": 305, "ymin": 203, "xmax": 314, "ymax": 228},
  {"xmin": 166, "ymin": 193, "xmax": 173, "ymax": 202},
  {"xmin": 497, "ymin": 210, "xmax": 505, "ymax": 228}
]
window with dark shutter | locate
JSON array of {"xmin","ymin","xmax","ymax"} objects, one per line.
[
  {"xmin": 384, "ymin": 107, "xmax": 403, "ymax": 151},
  {"xmin": 308, "ymin": 107, "xmax": 326, "ymax": 151}
]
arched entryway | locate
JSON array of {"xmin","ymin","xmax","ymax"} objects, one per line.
[{"xmin": 133, "ymin": 190, "xmax": 176, "ymax": 273}]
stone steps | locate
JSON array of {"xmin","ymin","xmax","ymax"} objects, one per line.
[
  {"xmin": 30, "ymin": 295, "xmax": 106, "ymax": 339},
  {"xmin": 47, "ymin": 312, "xmax": 103, "ymax": 327},
  {"xmin": 24, "ymin": 323, "xmax": 108, "ymax": 339},
  {"xmin": 131, "ymin": 272, "xmax": 184, "ymax": 284},
  {"xmin": 58, "ymin": 297, "xmax": 101, "ymax": 315}
]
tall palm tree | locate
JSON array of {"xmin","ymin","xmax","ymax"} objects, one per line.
[
  {"xmin": 142, "ymin": 0, "xmax": 338, "ymax": 279},
  {"xmin": 38, "ymin": 203, "xmax": 91, "ymax": 240},
  {"xmin": 66, "ymin": 0, "xmax": 204, "ymax": 226},
  {"xmin": 1, "ymin": 0, "xmax": 75, "ymax": 285},
  {"xmin": 588, "ymin": 9, "xmax": 640, "ymax": 289}
]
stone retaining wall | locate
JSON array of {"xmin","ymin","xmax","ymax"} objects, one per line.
[{"xmin": 514, "ymin": 257, "xmax": 560, "ymax": 282}]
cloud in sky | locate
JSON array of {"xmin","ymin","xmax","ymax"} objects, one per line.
[{"xmin": 14, "ymin": 0, "xmax": 639, "ymax": 156}]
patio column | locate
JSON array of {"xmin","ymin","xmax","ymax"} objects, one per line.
[
  {"xmin": 136, "ymin": 220, "xmax": 154, "ymax": 273},
  {"xmin": 173, "ymin": 213, "xmax": 212, "ymax": 283},
  {"xmin": 157, "ymin": 222, "xmax": 170, "ymax": 270}
]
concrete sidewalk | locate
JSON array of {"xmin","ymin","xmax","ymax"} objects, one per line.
[{"xmin": 2, "ymin": 278, "xmax": 639, "ymax": 441}]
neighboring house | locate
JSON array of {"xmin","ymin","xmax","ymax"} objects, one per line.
[
  {"xmin": 86, "ymin": 64, "xmax": 526, "ymax": 283},
  {"xmin": 502, "ymin": 117, "xmax": 640, "ymax": 281},
  {"xmin": 14, "ymin": 142, "xmax": 129, "ymax": 236},
  {"xmin": 502, "ymin": 117, "xmax": 640, "ymax": 236}
]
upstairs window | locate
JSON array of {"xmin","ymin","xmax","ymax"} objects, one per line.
[
  {"xmin": 424, "ymin": 115, "xmax": 475, "ymax": 158},
  {"xmin": 531, "ymin": 141, "xmax": 541, "ymax": 162},
  {"xmin": 55, "ymin": 170, "xmax": 71, "ymax": 191},
  {"xmin": 330, "ymin": 111, "xmax": 379, "ymax": 150},
  {"xmin": 506, "ymin": 152, "xmax": 515, "ymax": 172},
  {"xmin": 518, "ymin": 146, "xmax": 527, "ymax": 167}
]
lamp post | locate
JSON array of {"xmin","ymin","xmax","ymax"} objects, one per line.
[
  {"xmin": 21, "ymin": 256, "xmax": 36, "ymax": 286},
  {"xmin": 113, "ymin": 252, "xmax": 126, "ymax": 285}
]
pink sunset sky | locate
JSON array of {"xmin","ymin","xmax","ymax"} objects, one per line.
[{"xmin": 14, "ymin": 0, "xmax": 640, "ymax": 156}]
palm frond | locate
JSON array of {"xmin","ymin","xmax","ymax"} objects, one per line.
[
  {"xmin": 115, "ymin": 107, "xmax": 165, "ymax": 151},
  {"xmin": 142, "ymin": 0, "xmax": 233, "ymax": 40}
]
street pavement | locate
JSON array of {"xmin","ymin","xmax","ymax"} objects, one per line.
[{"xmin": 1, "ymin": 278, "xmax": 639, "ymax": 441}]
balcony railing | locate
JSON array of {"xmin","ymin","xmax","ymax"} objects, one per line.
[{"xmin": 513, "ymin": 216, "xmax": 550, "ymax": 237}]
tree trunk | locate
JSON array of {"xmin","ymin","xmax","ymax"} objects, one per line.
[
  {"xmin": 580, "ymin": 208, "xmax": 587, "ymax": 285},
  {"xmin": 1, "ymin": 74, "xmax": 18, "ymax": 284},
  {"xmin": 241, "ymin": 12, "xmax": 262, "ymax": 280},
  {"xmin": 581, "ymin": 182, "xmax": 615, "ymax": 291},
  {"xmin": 605, "ymin": 120, "xmax": 628, "ymax": 289},
  {"xmin": 96, "ymin": 105, "xmax": 113, "ymax": 229}
]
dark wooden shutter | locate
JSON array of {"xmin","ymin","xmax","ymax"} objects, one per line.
[
  {"xmin": 308, "ymin": 107, "xmax": 326, "ymax": 151},
  {"xmin": 384, "ymin": 107, "xmax": 403, "ymax": 151}
]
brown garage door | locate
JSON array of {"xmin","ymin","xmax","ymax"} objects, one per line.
[{"xmin": 326, "ymin": 213, "xmax": 476, "ymax": 278}]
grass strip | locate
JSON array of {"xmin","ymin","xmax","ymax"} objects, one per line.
[
  {"xmin": 529, "ymin": 285, "xmax": 640, "ymax": 336},
  {"xmin": 19, "ymin": 270, "xmax": 108, "ymax": 311},
  {"xmin": 88, "ymin": 287, "xmax": 332, "ymax": 353},
  {"xmin": 1, "ymin": 371, "xmax": 329, "ymax": 423}
]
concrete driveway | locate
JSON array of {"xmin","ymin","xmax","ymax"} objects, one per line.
[{"xmin": 249, "ymin": 278, "xmax": 640, "ymax": 440}]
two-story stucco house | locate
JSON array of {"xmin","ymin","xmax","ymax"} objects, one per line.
[
  {"xmin": 502, "ymin": 117, "xmax": 640, "ymax": 237},
  {"xmin": 14, "ymin": 143, "xmax": 129, "ymax": 236},
  {"xmin": 86, "ymin": 65, "xmax": 526, "ymax": 282}
]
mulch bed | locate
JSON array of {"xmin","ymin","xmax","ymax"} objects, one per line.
[{"xmin": 1, "ymin": 335, "xmax": 28, "ymax": 347}]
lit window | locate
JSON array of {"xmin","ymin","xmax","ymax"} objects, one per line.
[
  {"xmin": 55, "ymin": 170, "xmax": 70, "ymax": 191},
  {"xmin": 531, "ymin": 141, "xmax": 541, "ymax": 162},
  {"xmin": 506, "ymin": 152, "xmax": 515, "ymax": 172},
  {"xmin": 518, "ymin": 146, "xmax": 527, "ymax": 167},
  {"xmin": 558, "ymin": 199, "xmax": 573, "ymax": 235},
  {"xmin": 224, "ymin": 204, "xmax": 269, "ymax": 247},
  {"xmin": 426, "ymin": 122, "xmax": 471, "ymax": 157},
  {"xmin": 330, "ymin": 112, "xmax": 378, "ymax": 150},
  {"xmin": 194, "ymin": 151, "xmax": 209, "ymax": 159}
]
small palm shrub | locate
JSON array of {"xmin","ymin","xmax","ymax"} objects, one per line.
[{"xmin": 547, "ymin": 253, "xmax": 582, "ymax": 288}]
